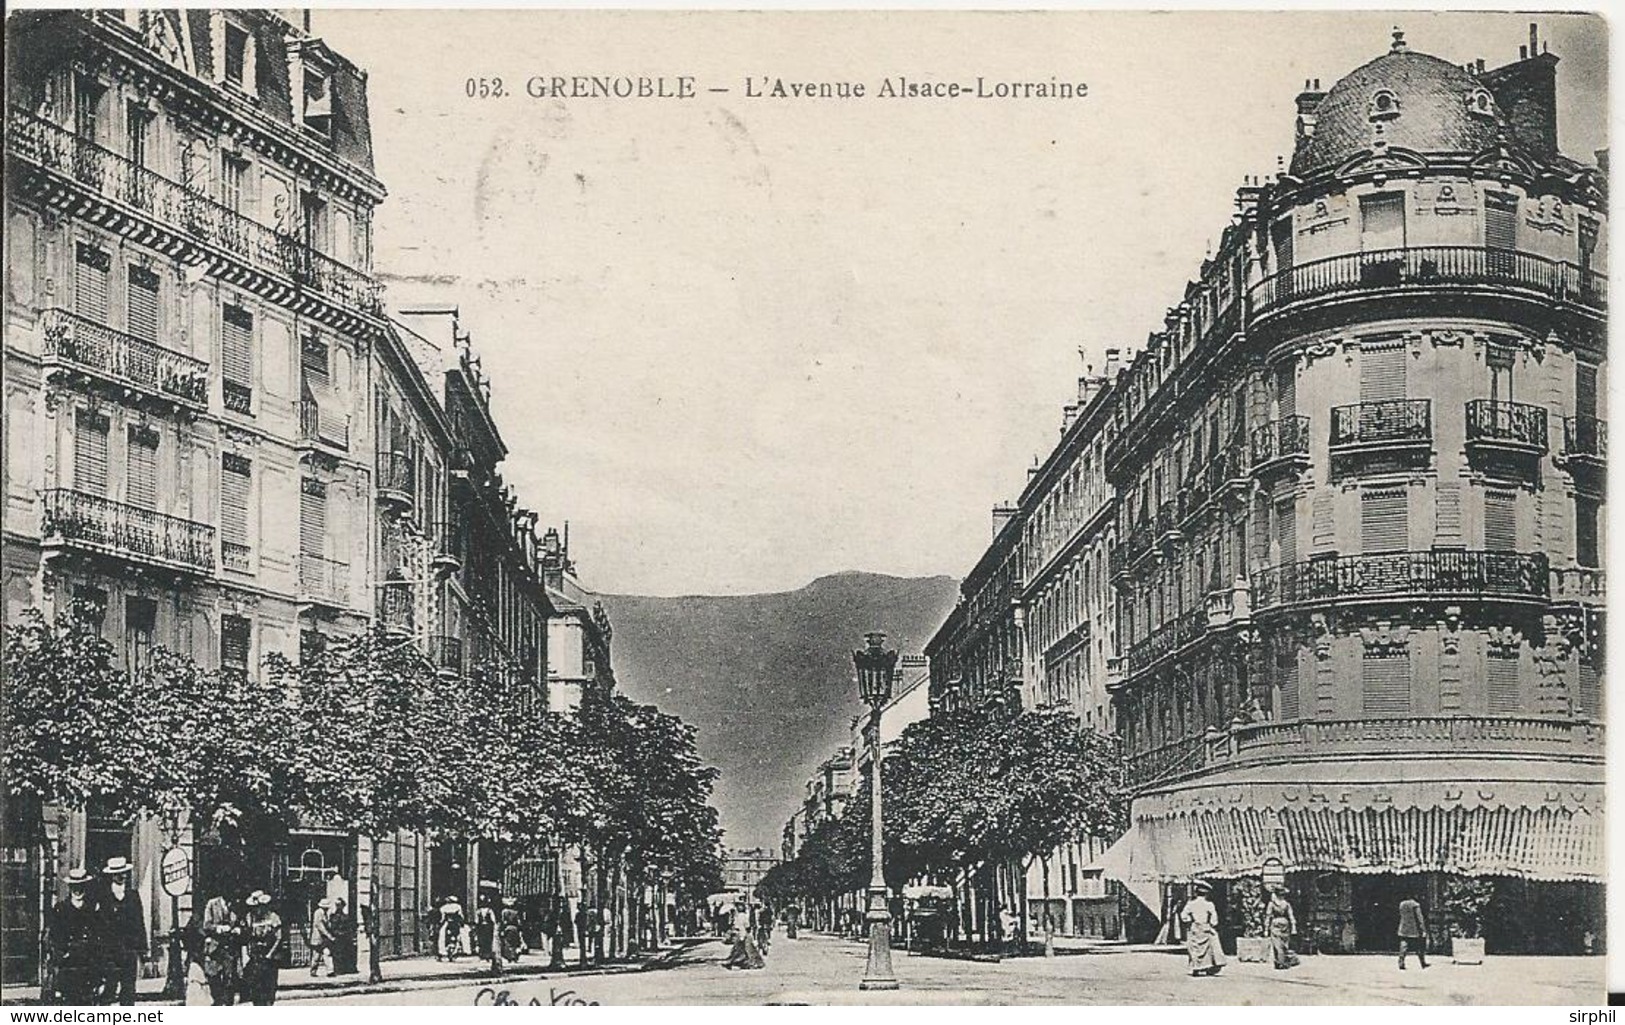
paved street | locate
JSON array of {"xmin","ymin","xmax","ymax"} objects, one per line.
[{"xmin": 296, "ymin": 931, "xmax": 1606, "ymax": 1006}]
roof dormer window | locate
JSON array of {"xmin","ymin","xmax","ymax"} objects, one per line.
[
  {"xmin": 1465, "ymin": 87, "xmax": 1496, "ymax": 118},
  {"xmin": 218, "ymin": 17, "xmax": 257, "ymax": 96},
  {"xmin": 1368, "ymin": 89, "xmax": 1401, "ymax": 122},
  {"xmin": 304, "ymin": 68, "xmax": 333, "ymax": 140}
]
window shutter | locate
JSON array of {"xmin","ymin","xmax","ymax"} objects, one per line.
[
  {"xmin": 300, "ymin": 478, "xmax": 327, "ymax": 557},
  {"xmin": 1484, "ymin": 489, "xmax": 1517, "ymax": 551},
  {"xmin": 75, "ymin": 244, "xmax": 110, "ymax": 320},
  {"xmin": 1275, "ymin": 496, "xmax": 1297, "ymax": 564},
  {"xmin": 1576, "ymin": 362, "xmax": 1598, "ymax": 420},
  {"xmin": 74, "ymin": 410, "xmax": 109, "ymax": 495},
  {"xmin": 1577, "ymin": 661, "xmax": 1601, "ymax": 718},
  {"xmin": 1277, "ymin": 643, "xmax": 1299, "ymax": 721},
  {"xmin": 1361, "ymin": 653, "xmax": 1411, "ymax": 716},
  {"xmin": 222, "ymin": 304, "xmax": 254, "ymax": 386},
  {"xmin": 1361, "ymin": 488, "xmax": 1408, "ymax": 554},
  {"xmin": 1275, "ymin": 363, "xmax": 1296, "ymax": 420},
  {"xmin": 221, "ymin": 453, "xmax": 251, "ymax": 549},
  {"xmin": 1486, "ymin": 654, "xmax": 1520, "ymax": 714},
  {"xmin": 127, "ymin": 266, "xmax": 159, "ymax": 343},
  {"xmin": 1575, "ymin": 496, "xmax": 1600, "ymax": 569},
  {"xmin": 1360, "ymin": 344, "xmax": 1407, "ymax": 402},
  {"xmin": 301, "ymin": 332, "xmax": 330, "ymax": 387},
  {"xmin": 221, "ymin": 615, "xmax": 250, "ymax": 673},
  {"xmin": 126, "ymin": 426, "xmax": 158, "ymax": 510},
  {"xmin": 1271, "ymin": 218, "xmax": 1293, "ymax": 274},
  {"xmin": 1485, "ymin": 192, "xmax": 1518, "ymax": 250}
]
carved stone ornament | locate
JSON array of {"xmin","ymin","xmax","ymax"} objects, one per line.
[
  {"xmin": 1359, "ymin": 622, "xmax": 1410, "ymax": 657},
  {"xmin": 1303, "ymin": 340, "xmax": 1339, "ymax": 365},
  {"xmin": 1309, "ymin": 613, "xmax": 1334, "ymax": 661},
  {"xmin": 1485, "ymin": 625, "xmax": 1522, "ymax": 659},
  {"xmin": 1430, "ymin": 329, "xmax": 1468, "ymax": 349},
  {"xmin": 1440, "ymin": 605, "xmax": 1463, "ymax": 655}
]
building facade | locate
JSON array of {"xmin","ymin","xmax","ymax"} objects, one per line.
[
  {"xmin": 1102, "ymin": 31, "xmax": 1605, "ymax": 954},
  {"xmin": 722, "ymin": 848, "xmax": 780, "ymax": 907},
  {"xmin": 4, "ymin": 9, "xmax": 386, "ymax": 980}
]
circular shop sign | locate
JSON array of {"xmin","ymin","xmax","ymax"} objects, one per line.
[
  {"xmin": 1261, "ymin": 857, "xmax": 1286, "ymax": 891},
  {"xmin": 161, "ymin": 846, "xmax": 192, "ymax": 897}
]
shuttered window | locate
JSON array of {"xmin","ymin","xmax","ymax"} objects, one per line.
[
  {"xmin": 1361, "ymin": 488, "xmax": 1408, "ymax": 553},
  {"xmin": 221, "ymin": 453, "xmax": 251, "ymax": 549},
  {"xmin": 1486, "ymin": 653, "xmax": 1520, "ymax": 714},
  {"xmin": 221, "ymin": 615, "xmax": 250, "ymax": 679},
  {"xmin": 222, "ymin": 304, "xmax": 254, "ymax": 386},
  {"xmin": 1485, "ymin": 192, "xmax": 1519, "ymax": 249},
  {"xmin": 74, "ymin": 410, "xmax": 109, "ymax": 495},
  {"xmin": 1277, "ymin": 642, "xmax": 1300, "ymax": 721},
  {"xmin": 1275, "ymin": 362, "xmax": 1296, "ymax": 420},
  {"xmin": 220, "ymin": 154, "xmax": 247, "ymax": 213},
  {"xmin": 75, "ymin": 244, "xmax": 110, "ymax": 320},
  {"xmin": 1360, "ymin": 344, "xmax": 1407, "ymax": 402},
  {"xmin": 300, "ymin": 478, "xmax": 327, "ymax": 557},
  {"xmin": 1576, "ymin": 496, "xmax": 1601, "ymax": 568},
  {"xmin": 1271, "ymin": 218, "xmax": 1293, "ymax": 274},
  {"xmin": 1576, "ymin": 362, "xmax": 1598, "ymax": 420},
  {"xmin": 301, "ymin": 332, "xmax": 330, "ymax": 387},
  {"xmin": 125, "ymin": 597, "xmax": 156, "ymax": 678},
  {"xmin": 1362, "ymin": 653, "xmax": 1411, "ymax": 716},
  {"xmin": 1360, "ymin": 192, "xmax": 1406, "ymax": 250},
  {"xmin": 127, "ymin": 266, "xmax": 159, "ymax": 342},
  {"xmin": 125, "ymin": 426, "xmax": 158, "ymax": 511},
  {"xmin": 1275, "ymin": 497, "xmax": 1298, "ymax": 564},
  {"xmin": 1484, "ymin": 489, "xmax": 1517, "ymax": 551},
  {"xmin": 1577, "ymin": 662, "xmax": 1601, "ymax": 719}
]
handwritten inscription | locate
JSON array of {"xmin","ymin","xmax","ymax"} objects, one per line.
[{"xmin": 475, "ymin": 986, "xmax": 601, "ymax": 1006}]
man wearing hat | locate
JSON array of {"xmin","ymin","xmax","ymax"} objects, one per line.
[
  {"xmin": 46, "ymin": 868, "xmax": 100, "ymax": 1005},
  {"xmin": 1178, "ymin": 880, "xmax": 1226, "ymax": 977},
  {"xmin": 309, "ymin": 898, "xmax": 335, "ymax": 977},
  {"xmin": 499, "ymin": 897, "xmax": 523, "ymax": 963},
  {"xmin": 96, "ymin": 856, "xmax": 148, "ymax": 1005}
]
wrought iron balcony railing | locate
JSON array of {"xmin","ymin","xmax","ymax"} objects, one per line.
[
  {"xmin": 1330, "ymin": 399, "xmax": 1431, "ymax": 449},
  {"xmin": 377, "ymin": 585, "xmax": 415, "ymax": 635},
  {"xmin": 222, "ymin": 540, "xmax": 252, "ymax": 573},
  {"xmin": 1126, "ymin": 604, "xmax": 1207, "ymax": 673},
  {"xmin": 298, "ymin": 553, "xmax": 350, "ymax": 608},
  {"xmin": 1563, "ymin": 416, "xmax": 1607, "ymax": 463},
  {"xmin": 1201, "ymin": 441, "xmax": 1251, "ymax": 498},
  {"xmin": 430, "ymin": 635, "xmax": 464, "ymax": 675},
  {"xmin": 377, "ymin": 450, "xmax": 415, "ymax": 505},
  {"xmin": 1253, "ymin": 549, "xmax": 1550, "ymax": 611},
  {"xmin": 299, "ymin": 397, "xmax": 350, "ymax": 452},
  {"xmin": 40, "ymin": 308, "xmax": 209, "ymax": 411},
  {"xmin": 1250, "ymin": 415, "xmax": 1311, "ymax": 469},
  {"xmin": 8, "ymin": 108, "xmax": 382, "ymax": 316},
  {"xmin": 1465, "ymin": 399, "xmax": 1548, "ymax": 452},
  {"xmin": 41, "ymin": 488, "xmax": 214, "ymax": 574},
  {"xmin": 1250, "ymin": 245, "xmax": 1607, "ymax": 318}
]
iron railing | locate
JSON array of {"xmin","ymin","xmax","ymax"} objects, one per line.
[
  {"xmin": 8, "ymin": 108, "xmax": 382, "ymax": 315},
  {"xmin": 1465, "ymin": 399, "xmax": 1548, "ymax": 451},
  {"xmin": 1563, "ymin": 416, "xmax": 1607, "ymax": 461},
  {"xmin": 1250, "ymin": 245, "xmax": 1607, "ymax": 316},
  {"xmin": 40, "ymin": 308, "xmax": 209, "ymax": 409},
  {"xmin": 429, "ymin": 635, "xmax": 464, "ymax": 674},
  {"xmin": 1253, "ymin": 549, "xmax": 1549, "ymax": 610},
  {"xmin": 377, "ymin": 585, "xmax": 415, "ymax": 635},
  {"xmin": 377, "ymin": 449, "xmax": 414, "ymax": 500},
  {"xmin": 1250, "ymin": 415, "xmax": 1311, "ymax": 468},
  {"xmin": 222, "ymin": 540, "xmax": 252, "ymax": 573},
  {"xmin": 298, "ymin": 553, "xmax": 350, "ymax": 607},
  {"xmin": 41, "ymin": 488, "xmax": 214, "ymax": 573},
  {"xmin": 299, "ymin": 397, "xmax": 350, "ymax": 451},
  {"xmin": 1330, "ymin": 399, "xmax": 1431, "ymax": 448}
]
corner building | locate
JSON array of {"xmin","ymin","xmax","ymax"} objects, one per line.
[{"xmin": 1105, "ymin": 31, "xmax": 1605, "ymax": 954}]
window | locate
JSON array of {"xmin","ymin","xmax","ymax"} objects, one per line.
[
  {"xmin": 1576, "ymin": 362, "xmax": 1599, "ymax": 421},
  {"xmin": 127, "ymin": 266, "xmax": 159, "ymax": 343},
  {"xmin": 1484, "ymin": 489, "xmax": 1517, "ymax": 552},
  {"xmin": 124, "ymin": 596, "xmax": 156, "ymax": 678},
  {"xmin": 125, "ymin": 102, "xmax": 150, "ymax": 168},
  {"xmin": 125, "ymin": 425, "xmax": 158, "ymax": 511},
  {"xmin": 1577, "ymin": 662, "xmax": 1601, "ymax": 719},
  {"xmin": 75, "ymin": 243, "xmax": 111, "ymax": 321},
  {"xmin": 221, "ymin": 453, "xmax": 251, "ymax": 571},
  {"xmin": 1271, "ymin": 217, "xmax": 1294, "ymax": 275},
  {"xmin": 73, "ymin": 585, "xmax": 108, "ymax": 635},
  {"xmin": 220, "ymin": 153, "xmax": 247, "ymax": 214},
  {"xmin": 224, "ymin": 23, "xmax": 250, "ymax": 89},
  {"xmin": 1361, "ymin": 488, "xmax": 1408, "ymax": 554},
  {"xmin": 74, "ymin": 74, "xmax": 104, "ymax": 142},
  {"xmin": 74, "ymin": 409, "xmax": 110, "ymax": 496},
  {"xmin": 221, "ymin": 615, "xmax": 251, "ymax": 681},
  {"xmin": 303, "ymin": 68, "xmax": 333, "ymax": 135},
  {"xmin": 85, "ymin": 797, "xmax": 132, "ymax": 877},
  {"xmin": 1485, "ymin": 192, "xmax": 1519, "ymax": 250},
  {"xmin": 301, "ymin": 331, "xmax": 330, "ymax": 387},
  {"xmin": 300, "ymin": 478, "xmax": 327, "ymax": 558},
  {"xmin": 222, "ymin": 304, "xmax": 254, "ymax": 414},
  {"xmin": 1361, "ymin": 650, "xmax": 1411, "ymax": 716},
  {"xmin": 1576, "ymin": 496, "xmax": 1601, "ymax": 568},
  {"xmin": 1277, "ymin": 641, "xmax": 1299, "ymax": 721},
  {"xmin": 1486, "ymin": 653, "xmax": 1520, "ymax": 715},
  {"xmin": 1488, "ymin": 344, "xmax": 1514, "ymax": 403},
  {"xmin": 301, "ymin": 191, "xmax": 329, "ymax": 254},
  {"xmin": 1360, "ymin": 343, "xmax": 1407, "ymax": 403},
  {"xmin": 1360, "ymin": 192, "xmax": 1406, "ymax": 251}
]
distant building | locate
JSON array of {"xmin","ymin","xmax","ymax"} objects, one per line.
[{"xmin": 723, "ymin": 848, "xmax": 779, "ymax": 905}]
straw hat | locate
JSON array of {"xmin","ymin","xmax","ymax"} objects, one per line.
[
  {"xmin": 64, "ymin": 867, "xmax": 92, "ymax": 886},
  {"xmin": 247, "ymin": 890, "xmax": 272, "ymax": 907},
  {"xmin": 1192, "ymin": 880, "xmax": 1212, "ymax": 894},
  {"xmin": 102, "ymin": 856, "xmax": 133, "ymax": 876}
]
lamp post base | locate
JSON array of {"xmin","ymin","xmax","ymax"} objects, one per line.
[{"xmin": 858, "ymin": 890, "xmax": 898, "ymax": 991}]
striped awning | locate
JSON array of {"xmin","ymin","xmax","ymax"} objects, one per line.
[
  {"xmin": 502, "ymin": 855, "xmax": 560, "ymax": 897},
  {"xmin": 1131, "ymin": 783, "xmax": 1603, "ymax": 883}
]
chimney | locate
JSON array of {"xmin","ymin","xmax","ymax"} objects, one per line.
[
  {"xmin": 1104, "ymin": 347, "xmax": 1121, "ymax": 380},
  {"xmin": 1061, "ymin": 404, "xmax": 1079, "ymax": 432},
  {"xmin": 1482, "ymin": 34, "xmax": 1560, "ymax": 157},
  {"xmin": 1293, "ymin": 78, "xmax": 1327, "ymax": 158},
  {"xmin": 992, "ymin": 502, "xmax": 1019, "ymax": 538},
  {"xmin": 1530, "ymin": 22, "xmax": 1539, "ymax": 59},
  {"xmin": 540, "ymin": 527, "xmax": 566, "ymax": 591}
]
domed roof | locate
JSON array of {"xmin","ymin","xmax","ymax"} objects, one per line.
[{"xmin": 1292, "ymin": 42, "xmax": 1514, "ymax": 176}]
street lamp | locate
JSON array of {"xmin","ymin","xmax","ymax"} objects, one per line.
[
  {"xmin": 853, "ymin": 631, "xmax": 899, "ymax": 991},
  {"xmin": 158, "ymin": 791, "xmax": 187, "ymax": 1002}
]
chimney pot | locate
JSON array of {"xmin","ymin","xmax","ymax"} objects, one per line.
[
  {"xmin": 1520, "ymin": 45, "xmax": 1528, "ymax": 60},
  {"xmin": 1530, "ymin": 22, "xmax": 1538, "ymax": 57}
]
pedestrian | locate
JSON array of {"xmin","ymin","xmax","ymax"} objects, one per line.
[
  {"xmin": 437, "ymin": 895, "xmax": 465, "ymax": 961},
  {"xmin": 197, "ymin": 894, "xmax": 241, "ymax": 1005},
  {"xmin": 95, "ymin": 856, "xmax": 147, "ymax": 1005},
  {"xmin": 329, "ymin": 896, "xmax": 357, "ymax": 975},
  {"xmin": 241, "ymin": 891, "xmax": 283, "ymax": 1005},
  {"xmin": 500, "ymin": 897, "xmax": 523, "ymax": 962},
  {"xmin": 46, "ymin": 868, "xmax": 100, "ymax": 1005},
  {"xmin": 361, "ymin": 903, "xmax": 383, "ymax": 984},
  {"xmin": 754, "ymin": 904, "xmax": 772, "ymax": 955},
  {"xmin": 1179, "ymin": 881, "xmax": 1226, "ymax": 977},
  {"xmin": 1265, "ymin": 886, "xmax": 1299, "ymax": 970},
  {"xmin": 309, "ymin": 898, "xmax": 334, "ymax": 977},
  {"xmin": 1397, "ymin": 894, "xmax": 1430, "ymax": 970},
  {"xmin": 474, "ymin": 885, "xmax": 499, "ymax": 964},
  {"xmin": 721, "ymin": 905, "xmax": 764, "ymax": 970},
  {"xmin": 548, "ymin": 897, "xmax": 569, "ymax": 968},
  {"xmin": 785, "ymin": 903, "xmax": 800, "ymax": 940},
  {"xmin": 575, "ymin": 903, "xmax": 595, "ymax": 967}
]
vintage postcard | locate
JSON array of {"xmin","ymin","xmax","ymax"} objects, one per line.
[{"xmin": 0, "ymin": 7, "xmax": 1609, "ymax": 1009}]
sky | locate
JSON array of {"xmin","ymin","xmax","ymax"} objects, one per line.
[{"xmin": 314, "ymin": 10, "xmax": 1608, "ymax": 597}]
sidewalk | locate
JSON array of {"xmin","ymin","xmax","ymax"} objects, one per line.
[{"xmin": 1, "ymin": 940, "xmax": 702, "ymax": 1006}]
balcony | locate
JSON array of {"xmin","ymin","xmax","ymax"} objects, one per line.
[
  {"xmin": 7, "ymin": 108, "xmax": 382, "ymax": 319},
  {"xmin": 1550, "ymin": 567, "xmax": 1605, "ymax": 605},
  {"xmin": 299, "ymin": 397, "xmax": 350, "ymax": 453},
  {"xmin": 1201, "ymin": 441, "xmax": 1251, "ymax": 505},
  {"xmin": 298, "ymin": 553, "xmax": 350, "ymax": 610},
  {"xmin": 1125, "ymin": 605, "xmax": 1206, "ymax": 674},
  {"xmin": 429, "ymin": 635, "xmax": 464, "ymax": 678},
  {"xmin": 377, "ymin": 450, "xmax": 414, "ymax": 512},
  {"xmin": 222, "ymin": 540, "xmax": 252, "ymax": 574},
  {"xmin": 1465, "ymin": 400, "xmax": 1548, "ymax": 463},
  {"xmin": 1560, "ymin": 416, "xmax": 1607, "ymax": 472},
  {"xmin": 1249, "ymin": 245, "xmax": 1607, "ymax": 323},
  {"xmin": 377, "ymin": 585, "xmax": 415, "ymax": 637},
  {"xmin": 1155, "ymin": 498, "xmax": 1184, "ymax": 548},
  {"xmin": 40, "ymin": 488, "xmax": 214, "ymax": 576},
  {"xmin": 1130, "ymin": 716, "xmax": 1603, "ymax": 790},
  {"xmin": 1253, "ymin": 549, "xmax": 1549, "ymax": 612},
  {"xmin": 1250, "ymin": 416, "xmax": 1311, "ymax": 478},
  {"xmin": 1329, "ymin": 400, "xmax": 1431, "ymax": 474},
  {"xmin": 1205, "ymin": 577, "xmax": 1253, "ymax": 630},
  {"xmin": 39, "ymin": 308, "xmax": 209, "ymax": 414}
]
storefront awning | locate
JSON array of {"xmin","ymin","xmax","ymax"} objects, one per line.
[{"xmin": 1087, "ymin": 829, "xmax": 1161, "ymax": 914}]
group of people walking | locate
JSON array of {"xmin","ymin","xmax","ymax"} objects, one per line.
[
  {"xmin": 191, "ymin": 889, "xmax": 287, "ymax": 1004},
  {"xmin": 720, "ymin": 902, "xmax": 799, "ymax": 970},
  {"xmin": 45, "ymin": 859, "xmax": 149, "ymax": 1005}
]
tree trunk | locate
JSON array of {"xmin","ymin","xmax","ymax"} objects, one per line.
[{"xmin": 1040, "ymin": 853, "xmax": 1055, "ymax": 958}]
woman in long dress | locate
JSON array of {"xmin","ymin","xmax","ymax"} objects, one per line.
[
  {"xmin": 721, "ymin": 906, "xmax": 765, "ymax": 970},
  {"xmin": 1180, "ymin": 881, "xmax": 1225, "ymax": 977},
  {"xmin": 1266, "ymin": 887, "xmax": 1300, "ymax": 970}
]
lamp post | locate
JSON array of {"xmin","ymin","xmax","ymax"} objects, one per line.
[
  {"xmin": 158, "ymin": 791, "xmax": 187, "ymax": 1002},
  {"xmin": 853, "ymin": 631, "xmax": 899, "ymax": 991}
]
